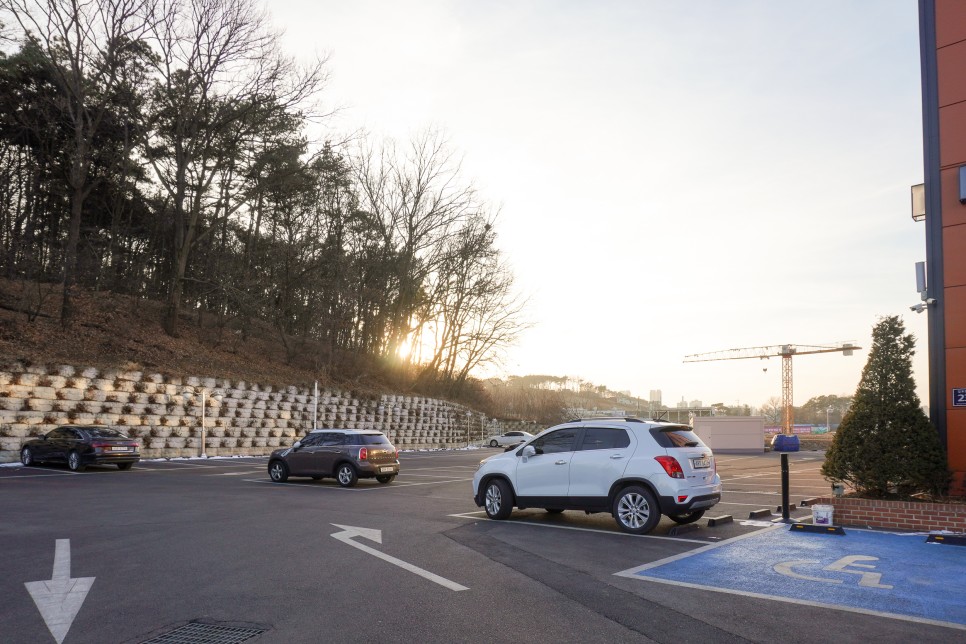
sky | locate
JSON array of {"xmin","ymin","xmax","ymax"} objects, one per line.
[{"xmin": 269, "ymin": 1, "xmax": 929, "ymax": 410}]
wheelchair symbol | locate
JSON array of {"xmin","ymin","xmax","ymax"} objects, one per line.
[{"xmin": 774, "ymin": 555, "xmax": 893, "ymax": 589}]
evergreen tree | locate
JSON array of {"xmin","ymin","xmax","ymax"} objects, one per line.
[{"xmin": 822, "ymin": 316, "xmax": 948, "ymax": 496}]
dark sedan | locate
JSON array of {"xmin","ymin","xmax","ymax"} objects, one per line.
[{"xmin": 20, "ymin": 426, "xmax": 140, "ymax": 471}]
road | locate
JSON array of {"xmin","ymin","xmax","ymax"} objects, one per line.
[{"xmin": 0, "ymin": 449, "xmax": 961, "ymax": 643}]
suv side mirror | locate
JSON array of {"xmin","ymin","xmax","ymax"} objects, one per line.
[
  {"xmin": 292, "ymin": 440, "xmax": 302, "ymax": 449},
  {"xmin": 521, "ymin": 445, "xmax": 536, "ymax": 458}
]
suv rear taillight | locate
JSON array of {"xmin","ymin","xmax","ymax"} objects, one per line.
[
  {"xmin": 359, "ymin": 447, "xmax": 368, "ymax": 460},
  {"xmin": 655, "ymin": 456, "xmax": 685, "ymax": 479}
]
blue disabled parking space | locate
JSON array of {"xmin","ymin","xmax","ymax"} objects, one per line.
[{"xmin": 616, "ymin": 526, "xmax": 966, "ymax": 630}]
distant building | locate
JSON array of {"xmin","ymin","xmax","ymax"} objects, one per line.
[
  {"xmin": 690, "ymin": 399, "xmax": 703, "ymax": 408},
  {"xmin": 649, "ymin": 390, "xmax": 662, "ymax": 405}
]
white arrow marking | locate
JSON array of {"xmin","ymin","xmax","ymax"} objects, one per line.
[
  {"xmin": 330, "ymin": 524, "xmax": 468, "ymax": 592},
  {"xmin": 25, "ymin": 539, "xmax": 95, "ymax": 644}
]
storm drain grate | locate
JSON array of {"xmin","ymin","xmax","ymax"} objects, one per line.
[{"xmin": 141, "ymin": 622, "xmax": 266, "ymax": 644}]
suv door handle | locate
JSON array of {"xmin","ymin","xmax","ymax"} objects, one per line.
[
  {"xmin": 609, "ymin": 455, "xmax": 624, "ymax": 459},
  {"xmin": 554, "ymin": 460, "xmax": 567, "ymax": 465}
]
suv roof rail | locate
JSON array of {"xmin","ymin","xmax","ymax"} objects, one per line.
[{"xmin": 567, "ymin": 416, "xmax": 646, "ymax": 423}]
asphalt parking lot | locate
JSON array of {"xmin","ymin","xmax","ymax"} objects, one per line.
[{"xmin": 1, "ymin": 448, "xmax": 962, "ymax": 643}]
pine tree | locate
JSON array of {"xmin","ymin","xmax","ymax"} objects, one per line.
[{"xmin": 822, "ymin": 316, "xmax": 949, "ymax": 496}]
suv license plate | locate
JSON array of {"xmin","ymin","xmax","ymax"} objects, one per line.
[
  {"xmin": 380, "ymin": 466, "xmax": 395, "ymax": 473},
  {"xmin": 691, "ymin": 456, "xmax": 710, "ymax": 469}
]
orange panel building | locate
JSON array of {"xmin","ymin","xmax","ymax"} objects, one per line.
[{"xmin": 920, "ymin": 0, "xmax": 966, "ymax": 495}]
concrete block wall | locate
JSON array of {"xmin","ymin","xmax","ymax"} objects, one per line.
[{"xmin": 0, "ymin": 364, "xmax": 484, "ymax": 463}]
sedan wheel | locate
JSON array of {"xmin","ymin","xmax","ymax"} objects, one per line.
[
  {"xmin": 336, "ymin": 463, "xmax": 358, "ymax": 487},
  {"xmin": 67, "ymin": 450, "xmax": 86, "ymax": 472},
  {"xmin": 613, "ymin": 485, "xmax": 659, "ymax": 535},
  {"xmin": 484, "ymin": 479, "xmax": 513, "ymax": 520},
  {"xmin": 20, "ymin": 447, "xmax": 33, "ymax": 466},
  {"xmin": 268, "ymin": 460, "xmax": 289, "ymax": 482}
]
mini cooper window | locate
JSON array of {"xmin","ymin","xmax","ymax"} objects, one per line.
[
  {"xmin": 347, "ymin": 433, "xmax": 393, "ymax": 446},
  {"xmin": 300, "ymin": 433, "xmax": 325, "ymax": 446},
  {"xmin": 321, "ymin": 433, "xmax": 345, "ymax": 446}
]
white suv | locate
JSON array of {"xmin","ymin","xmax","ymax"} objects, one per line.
[{"xmin": 471, "ymin": 418, "xmax": 721, "ymax": 534}]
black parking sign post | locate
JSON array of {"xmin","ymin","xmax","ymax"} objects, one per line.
[{"xmin": 781, "ymin": 453, "xmax": 790, "ymax": 521}]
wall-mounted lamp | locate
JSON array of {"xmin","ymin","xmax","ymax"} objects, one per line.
[{"xmin": 911, "ymin": 183, "xmax": 926, "ymax": 221}]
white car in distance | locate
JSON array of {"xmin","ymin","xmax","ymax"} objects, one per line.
[{"xmin": 487, "ymin": 431, "xmax": 535, "ymax": 448}]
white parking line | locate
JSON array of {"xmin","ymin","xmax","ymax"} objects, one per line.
[
  {"xmin": 448, "ymin": 511, "xmax": 722, "ymax": 542},
  {"xmin": 208, "ymin": 470, "xmax": 264, "ymax": 476},
  {"xmin": 401, "ymin": 472, "xmax": 475, "ymax": 479},
  {"xmin": 242, "ymin": 476, "xmax": 473, "ymax": 489}
]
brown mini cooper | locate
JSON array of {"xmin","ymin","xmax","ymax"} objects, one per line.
[{"xmin": 267, "ymin": 429, "xmax": 400, "ymax": 486}]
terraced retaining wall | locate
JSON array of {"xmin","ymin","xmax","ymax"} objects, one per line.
[{"xmin": 0, "ymin": 364, "xmax": 490, "ymax": 463}]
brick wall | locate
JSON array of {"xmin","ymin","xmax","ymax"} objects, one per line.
[{"xmin": 814, "ymin": 496, "xmax": 966, "ymax": 532}]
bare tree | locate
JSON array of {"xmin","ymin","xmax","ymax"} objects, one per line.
[
  {"xmin": 760, "ymin": 396, "xmax": 782, "ymax": 425},
  {"xmin": 0, "ymin": 0, "xmax": 155, "ymax": 324},
  {"xmin": 414, "ymin": 215, "xmax": 530, "ymax": 392},
  {"xmin": 352, "ymin": 128, "xmax": 480, "ymax": 359},
  {"xmin": 143, "ymin": 0, "xmax": 327, "ymax": 336}
]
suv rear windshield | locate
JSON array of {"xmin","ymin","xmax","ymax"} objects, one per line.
[
  {"xmin": 649, "ymin": 426, "xmax": 702, "ymax": 449},
  {"xmin": 345, "ymin": 433, "xmax": 392, "ymax": 446}
]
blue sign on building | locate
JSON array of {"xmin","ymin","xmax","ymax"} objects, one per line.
[{"xmin": 954, "ymin": 388, "xmax": 966, "ymax": 407}]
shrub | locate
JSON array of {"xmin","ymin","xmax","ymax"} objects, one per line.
[{"xmin": 822, "ymin": 316, "xmax": 949, "ymax": 496}]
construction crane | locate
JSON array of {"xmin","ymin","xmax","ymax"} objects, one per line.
[{"xmin": 683, "ymin": 343, "xmax": 859, "ymax": 434}]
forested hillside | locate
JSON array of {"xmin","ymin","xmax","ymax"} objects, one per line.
[{"xmin": 0, "ymin": 0, "xmax": 526, "ymax": 403}]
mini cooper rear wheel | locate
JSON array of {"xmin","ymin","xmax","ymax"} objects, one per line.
[
  {"xmin": 336, "ymin": 463, "xmax": 358, "ymax": 487},
  {"xmin": 268, "ymin": 460, "xmax": 289, "ymax": 482},
  {"xmin": 376, "ymin": 474, "xmax": 395, "ymax": 484},
  {"xmin": 613, "ymin": 485, "xmax": 659, "ymax": 535},
  {"xmin": 484, "ymin": 479, "xmax": 513, "ymax": 520}
]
